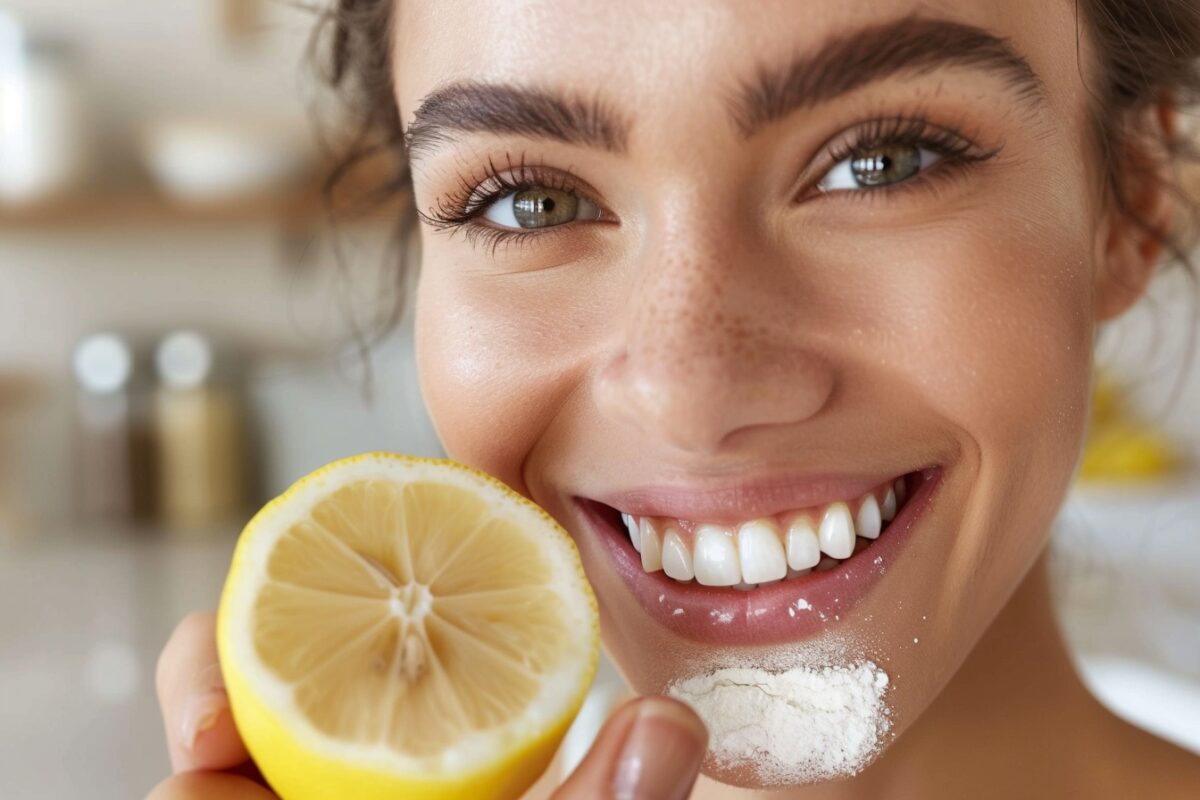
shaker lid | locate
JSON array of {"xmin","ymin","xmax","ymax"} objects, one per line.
[
  {"xmin": 74, "ymin": 334, "xmax": 133, "ymax": 394},
  {"xmin": 156, "ymin": 330, "xmax": 214, "ymax": 390}
]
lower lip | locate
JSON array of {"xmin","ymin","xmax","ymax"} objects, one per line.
[{"xmin": 578, "ymin": 469, "xmax": 942, "ymax": 646}]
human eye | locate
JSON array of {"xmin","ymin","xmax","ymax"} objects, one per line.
[
  {"xmin": 481, "ymin": 186, "xmax": 601, "ymax": 230},
  {"xmin": 813, "ymin": 115, "xmax": 1000, "ymax": 196},
  {"xmin": 418, "ymin": 154, "xmax": 606, "ymax": 249}
]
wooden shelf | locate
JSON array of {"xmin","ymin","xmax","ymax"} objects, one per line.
[
  {"xmin": 0, "ymin": 178, "xmax": 405, "ymax": 231},
  {"xmin": 0, "ymin": 183, "xmax": 331, "ymax": 230}
]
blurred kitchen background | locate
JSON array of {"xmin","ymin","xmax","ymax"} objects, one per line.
[{"xmin": 0, "ymin": 2, "xmax": 1198, "ymax": 798}]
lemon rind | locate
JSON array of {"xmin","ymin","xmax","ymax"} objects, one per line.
[{"xmin": 217, "ymin": 452, "xmax": 599, "ymax": 790}]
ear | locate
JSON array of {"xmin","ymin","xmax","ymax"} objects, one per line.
[{"xmin": 1094, "ymin": 97, "xmax": 1179, "ymax": 322}]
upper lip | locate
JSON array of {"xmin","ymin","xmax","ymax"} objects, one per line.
[{"xmin": 589, "ymin": 470, "xmax": 912, "ymax": 523}]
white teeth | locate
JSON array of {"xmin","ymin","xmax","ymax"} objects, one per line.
[
  {"xmin": 639, "ymin": 518, "xmax": 662, "ymax": 572},
  {"xmin": 737, "ymin": 520, "xmax": 787, "ymax": 584},
  {"xmin": 622, "ymin": 512, "xmax": 641, "ymax": 552},
  {"xmin": 785, "ymin": 517, "xmax": 821, "ymax": 571},
  {"xmin": 881, "ymin": 487, "xmax": 897, "ymax": 522},
  {"xmin": 661, "ymin": 529, "xmax": 694, "ymax": 581},
  {"xmin": 693, "ymin": 525, "xmax": 741, "ymax": 587},
  {"xmin": 856, "ymin": 495, "xmax": 882, "ymax": 540},
  {"xmin": 818, "ymin": 501, "xmax": 855, "ymax": 559},
  {"xmin": 620, "ymin": 478, "xmax": 905, "ymax": 587}
]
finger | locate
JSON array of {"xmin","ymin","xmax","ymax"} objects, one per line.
[
  {"xmin": 145, "ymin": 771, "xmax": 278, "ymax": 800},
  {"xmin": 156, "ymin": 611, "xmax": 251, "ymax": 773},
  {"xmin": 552, "ymin": 696, "xmax": 707, "ymax": 800}
]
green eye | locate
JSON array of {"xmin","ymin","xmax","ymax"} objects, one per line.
[
  {"xmin": 819, "ymin": 144, "xmax": 938, "ymax": 191},
  {"xmin": 850, "ymin": 145, "xmax": 921, "ymax": 186},
  {"xmin": 511, "ymin": 188, "xmax": 578, "ymax": 228},
  {"xmin": 483, "ymin": 187, "xmax": 601, "ymax": 230}
]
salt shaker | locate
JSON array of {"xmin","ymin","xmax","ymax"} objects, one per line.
[
  {"xmin": 153, "ymin": 331, "xmax": 247, "ymax": 531},
  {"xmin": 74, "ymin": 334, "xmax": 154, "ymax": 523}
]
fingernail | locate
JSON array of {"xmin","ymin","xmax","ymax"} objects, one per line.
[
  {"xmin": 613, "ymin": 698, "xmax": 707, "ymax": 800},
  {"xmin": 179, "ymin": 688, "xmax": 228, "ymax": 750}
]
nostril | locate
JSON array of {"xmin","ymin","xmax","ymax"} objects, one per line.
[
  {"xmin": 595, "ymin": 343, "xmax": 838, "ymax": 453},
  {"xmin": 601, "ymin": 362, "xmax": 736, "ymax": 453}
]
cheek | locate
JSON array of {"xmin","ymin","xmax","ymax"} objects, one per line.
[
  {"xmin": 413, "ymin": 255, "xmax": 614, "ymax": 494},
  {"xmin": 865, "ymin": 200, "xmax": 1096, "ymax": 624},
  {"xmin": 892, "ymin": 226, "xmax": 1094, "ymax": 465}
]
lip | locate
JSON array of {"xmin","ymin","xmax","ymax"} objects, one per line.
[
  {"xmin": 576, "ymin": 467, "xmax": 942, "ymax": 646},
  {"xmin": 592, "ymin": 472, "xmax": 899, "ymax": 523}
]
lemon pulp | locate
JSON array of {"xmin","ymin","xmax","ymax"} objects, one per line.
[{"xmin": 218, "ymin": 454, "xmax": 599, "ymax": 800}]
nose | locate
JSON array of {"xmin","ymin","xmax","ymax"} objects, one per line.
[{"xmin": 595, "ymin": 225, "xmax": 836, "ymax": 454}]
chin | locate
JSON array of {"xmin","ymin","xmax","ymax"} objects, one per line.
[{"xmin": 698, "ymin": 743, "xmax": 888, "ymax": 790}]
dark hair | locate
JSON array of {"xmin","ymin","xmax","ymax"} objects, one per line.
[
  {"xmin": 1076, "ymin": 0, "xmax": 1200, "ymax": 271},
  {"xmin": 314, "ymin": 0, "xmax": 1200, "ymax": 321}
]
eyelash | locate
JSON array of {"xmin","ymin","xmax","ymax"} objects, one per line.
[
  {"xmin": 818, "ymin": 114, "xmax": 999, "ymax": 199},
  {"xmin": 420, "ymin": 114, "xmax": 1001, "ymax": 251},
  {"xmin": 418, "ymin": 153, "xmax": 586, "ymax": 252}
]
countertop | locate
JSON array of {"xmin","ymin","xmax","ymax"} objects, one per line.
[{"xmin": 0, "ymin": 527, "xmax": 239, "ymax": 800}]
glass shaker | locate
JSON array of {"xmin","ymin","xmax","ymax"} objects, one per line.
[{"xmin": 154, "ymin": 331, "xmax": 248, "ymax": 532}]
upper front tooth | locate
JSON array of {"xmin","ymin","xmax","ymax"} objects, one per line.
[
  {"xmin": 693, "ymin": 525, "xmax": 741, "ymax": 586},
  {"xmin": 881, "ymin": 487, "xmax": 897, "ymax": 521},
  {"xmin": 639, "ymin": 518, "xmax": 663, "ymax": 572},
  {"xmin": 622, "ymin": 512, "xmax": 641, "ymax": 552},
  {"xmin": 661, "ymin": 528, "xmax": 694, "ymax": 581},
  {"xmin": 818, "ymin": 502, "xmax": 855, "ymax": 559},
  {"xmin": 737, "ymin": 520, "xmax": 787, "ymax": 584},
  {"xmin": 786, "ymin": 517, "xmax": 821, "ymax": 570},
  {"xmin": 856, "ymin": 495, "xmax": 882, "ymax": 539}
]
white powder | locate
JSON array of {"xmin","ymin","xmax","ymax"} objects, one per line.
[{"xmin": 668, "ymin": 660, "xmax": 890, "ymax": 786}]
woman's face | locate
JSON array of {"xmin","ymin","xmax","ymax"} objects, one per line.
[{"xmin": 397, "ymin": 0, "xmax": 1114, "ymax": 786}]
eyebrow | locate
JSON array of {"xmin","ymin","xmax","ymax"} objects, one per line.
[
  {"xmin": 403, "ymin": 15, "xmax": 1044, "ymax": 159},
  {"xmin": 730, "ymin": 15, "xmax": 1045, "ymax": 136},
  {"xmin": 405, "ymin": 83, "xmax": 630, "ymax": 159}
]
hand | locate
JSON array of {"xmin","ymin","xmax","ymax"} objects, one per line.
[
  {"xmin": 148, "ymin": 612, "xmax": 708, "ymax": 799},
  {"xmin": 149, "ymin": 612, "xmax": 271, "ymax": 799}
]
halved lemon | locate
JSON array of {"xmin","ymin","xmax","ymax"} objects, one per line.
[{"xmin": 217, "ymin": 453, "xmax": 600, "ymax": 800}]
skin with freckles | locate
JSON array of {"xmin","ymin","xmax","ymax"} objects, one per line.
[{"xmin": 390, "ymin": 0, "xmax": 1200, "ymax": 797}]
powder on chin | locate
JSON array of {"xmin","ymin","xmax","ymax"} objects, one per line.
[{"xmin": 667, "ymin": 661, "xmax": 891, "ymax": 785}]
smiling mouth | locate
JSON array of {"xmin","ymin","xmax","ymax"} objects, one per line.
[
  {"xmin": 615, "ymin": 476, "xmax": 910, "ymax": 589},
  {"xmin": 577, "ymin": 468, "xmax": 941, "ymax": 645}
]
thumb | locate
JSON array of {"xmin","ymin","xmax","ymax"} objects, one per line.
[
  {"xmin": 553, "ymin": 696, "xmax": 708, "ymax": 800},
  {"xmin": 156, "ymin": 612, "xmax": 251, "ymax": 773}
]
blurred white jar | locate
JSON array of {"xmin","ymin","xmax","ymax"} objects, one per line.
[{"xmin": 0, "ymin": 13, "xmax": 91, "ymax": 203}]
